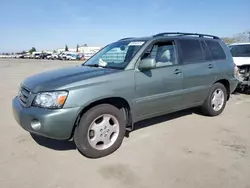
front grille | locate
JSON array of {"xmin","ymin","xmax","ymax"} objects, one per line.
[
  {"xmin": 18, "ymin": 86, "xmax": 31, "ymax": 105},
  {"xmin": 238, "ymin": 65, "xmax": 250, "ymax": 81}
]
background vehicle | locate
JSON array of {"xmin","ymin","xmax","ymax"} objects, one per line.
[
  {"xmin": 24, "ymin": 54, "xmax": 31, "ymax": 59},
  {"xmin": 65, "ymin": 52, "xmax": 78, "ymax": 60},
  {"xmin": 228, "ymin": 43, "xmax": 250, "ymax": 91},
  {"xmin": 39, "ymin": 53, "xmax": 51, "ymax": 59},
  {"xmin": 58, "ymin": 52, "xmax": 67, "ymax": 60},
  {"xmin": 77, "ymin": 53, "xmax": 85, "ymax": 61},
  {"xmin": 46, "ymin": 54, "xmax": 53, "ymax": 60},
  {"xmin": 32, "ymin": 52, "xmax": 41, "ymax": 59},
  {"xmin": 51, "ymin": 53, "xmax": 59, "ymax": 60},
  {"xmin": 58, "ymin": 51, "xmax": 76, "ymax": 60},
  {"xmin": 12, "ymin": 32, "xmax": 238, "ymax": 158}
]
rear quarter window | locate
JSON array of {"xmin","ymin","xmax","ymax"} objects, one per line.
[
  {"xmin": 205, "ymin": 40, "xmax": 226, "ymax": 60},
  {"xmin": 178, "ymin": 39, "xmax": 205, "ymax": 64}
]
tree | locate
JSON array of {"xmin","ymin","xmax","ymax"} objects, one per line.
[
  {"xmin": 83, "ymin": 44, "xmax": 88, "ymax": 47},
  {"xmin": 29, "ymin": 47, "xmax": 36, "ymax": 54},
  {"xmin": 65, "ymin": 45, "xmax": 69, "ymax": 51},
  {"xmin": 53, "ymin": 50, "xmax": 57, "ymax": 53},
  {"xmin": 76, "ymin": 44, "xmax": 79, "ymax": 52},
  {"xmin": 222, "ymin": 31, "xmax": 250, "ymax": 45},
  {"xmin": 221, "ymin": 37, "xmax": 238, "ymax": 45}
]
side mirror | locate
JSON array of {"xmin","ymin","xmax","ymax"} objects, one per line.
[
  {"xmin": 120, "ymin": 45, "xmax": 126, "ymax": 51},
  {"xmin": 138, "ymin": 58, "xmax": 156, "ymax": 70}
]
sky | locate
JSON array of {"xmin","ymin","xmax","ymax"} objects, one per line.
[{"xmin": 0, "ymin": 0, "xmax": 249, "ymax": 52}]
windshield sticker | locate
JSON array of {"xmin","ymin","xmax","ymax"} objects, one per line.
[
  {"xmin": 128, "ymin": 41, "xmax": 145, "ymax": 46},
  {"xmin": 98, "ymin": 58, "xmax": 107, "ymax": 67}
]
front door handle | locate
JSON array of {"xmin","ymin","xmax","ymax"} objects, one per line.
[
  {"xmin": 173, "ymin": 69, "xmax": 182, "ymax": 75},
  {"xmin": 208, "ymin": 64, "xmax": 213, "ymax": 69}
]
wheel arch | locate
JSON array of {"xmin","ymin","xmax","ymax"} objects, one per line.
[
  {"xmin": 70, "ymin": 97, "xmax": 133, "ymax": 139},
  {"xmin": 214, "ymin": 79, "xmax": 230, "ymax": 100}
]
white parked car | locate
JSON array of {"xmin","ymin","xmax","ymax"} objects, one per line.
[
  {"xmin": 58, "ymin": 51, "xmax": 77, "ymax": 60},
  {"xmin": 58, "ymin": 52, "xmax": 67, "ymax": 60},
  {"xmin": 228, "ymin": 43, "xmax": 250, "ymax": 91},
  {"xmin": 32, "ymin": 52, "xmax": 41, "ymax": 59},
  {"xmin": 24, "ymin": 54, "xmax": 32, "ymax": 59},
  {"xmin": 65, "ymin": 53, "xmax": 78, "ymax": 60},
  {"xmin": 51, "ymin": 53, "xmax": 59, "ymax": 60}
]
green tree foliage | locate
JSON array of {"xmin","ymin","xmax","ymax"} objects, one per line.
[
  {"xmin": 65, "ymin": 45, "xmax": 69, "ymax": 51},
  {"xmin": 76, "ymin": 44, "xmax": 79, "ymax": 52},
  {"xmin": 222, "ymin": 30, "xmax": 250, "ymax": 44},
  {"xmin": 221, "ymin": 37, "xmax": 238, "ymax": 45},
  {"xmin": 29, "ymin": 47, "xmax": 36, "ymax": 54}
]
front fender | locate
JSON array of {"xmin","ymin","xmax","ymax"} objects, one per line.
[{"xmin": 62, "ymin": 70, "xmax": 136, "ymax": 112}]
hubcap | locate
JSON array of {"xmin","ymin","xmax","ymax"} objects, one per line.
[
  {"xmin": 87, "ymin": 114, "xmax": 119, "ymax": 150},
  {"xmin": 211, "ymin": 88, "xmax": 225, "ymax": 111}
]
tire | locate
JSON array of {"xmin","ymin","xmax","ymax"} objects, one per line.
[
  {"xmin": 74, "ymin": 104, "xmax": 126, "ymax": 158},
  {"xmin": 201, "ymin": 83, "xmax": 228, "ymax": 116}
]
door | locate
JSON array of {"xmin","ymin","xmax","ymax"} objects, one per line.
[
  {"xmin": 177, "ymin": 39, "xmax": 216, "ymax": 107},
  {"xmin": 134, "ymin": 40, "xmax": 184, "ymax": 120}
]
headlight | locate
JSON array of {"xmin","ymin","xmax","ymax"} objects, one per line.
[{"xmin": 33, "ymin": 91, "xmax": 68, "ymax": 109}]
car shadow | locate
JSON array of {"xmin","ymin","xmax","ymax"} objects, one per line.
[
  {"xmin": 125, "ymin": 108, "xmax": 199, "ymax": 137},
  {"xmin": 30, "ymin": 108, "xmax": 201, "ymax": 150},
  {"xmin": 30, "ymin": 133, "xmax": 76, "ymax": 151},
  {"xmin": 233, "ymin": 90, "xmax": 250, "ymax": 95}
]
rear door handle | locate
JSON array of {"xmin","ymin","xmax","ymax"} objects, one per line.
[
  {"xmin": 173, "ymin": 69, "xmax": 182, "ymax": 75},
  {"xmin": 208, "ymin": 64, "xmax": 213, "ymax": 69}
]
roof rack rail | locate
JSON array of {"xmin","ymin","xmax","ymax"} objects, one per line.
[
  {"xmin": 118, "ymin": 37, "xmax": 134, "ymax": 41},
  {"xmin": 153, "ymin": 32, "xmax": 220, "ymax": 39}
]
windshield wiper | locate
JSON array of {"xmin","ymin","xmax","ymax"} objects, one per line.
[
  {"xmin": 83, "ymin": 64, "xmax": 122, "ymax": 70},
  {"xmin": 83, "ymin": 64, "xmax": 101, "ymax": 67}
]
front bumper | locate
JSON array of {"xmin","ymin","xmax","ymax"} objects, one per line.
[
  {"xmin": 12, "ymin": 97, "xmax": 80, "ymax": 140},
  {"xmin": 238, "ymin": 80, "xmax": 250, "ymax": 87}
]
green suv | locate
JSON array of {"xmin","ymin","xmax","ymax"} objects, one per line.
[{"xmin": 12, "ymin": 32, "xmax": 239, "ymax": 158}]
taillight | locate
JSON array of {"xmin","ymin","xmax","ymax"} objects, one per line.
[{"xmin": 234, "ymin": 63, "xmax": 240, "ymax": 79}]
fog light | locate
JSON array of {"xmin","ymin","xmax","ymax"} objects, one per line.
[{"xmin": 31, "ymin": 120, "xmax": 41, "ymax": 130}]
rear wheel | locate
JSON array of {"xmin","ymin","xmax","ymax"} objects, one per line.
[
  {"xmin": 74, "ymin": 104, "xmax": 126, "ymax": 158},
  {"xmin": 201, "ymin": 83, "xmax": 227, "ymax": 116}
]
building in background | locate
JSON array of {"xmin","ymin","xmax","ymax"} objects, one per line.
[
  {"xmin": 56, "ymin": 48, "xmax": 65, "ymax": 53},
  {"xmin": 55, "ymin": 46, "xmax": 101, "ymax": 59},
  {"xmin": 78, "ymin": 46, "xmax": 101, "ymax": 59}
]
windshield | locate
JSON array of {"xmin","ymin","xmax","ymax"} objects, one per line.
[
  {"xmin": 229, "ymin": 44, "xmax": 250, "ymax": 57},
  {"xmin": 84, "ymin": 40, "xmax": 145, "ymax": 69}
]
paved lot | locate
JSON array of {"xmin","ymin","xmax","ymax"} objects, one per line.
[{"xmin": 0, "ymin": 59, "xmax": 250, "ymax": 188}]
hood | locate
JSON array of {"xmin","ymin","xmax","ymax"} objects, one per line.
[
  {"xmin": 22, "ymin": 66, "xmax": 120, "ymax": 93},
  {"xmin": 233, "ymin": 57, "xmax": 250, "ymax": 66}
]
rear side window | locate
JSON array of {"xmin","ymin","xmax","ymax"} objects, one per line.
[
  {"xmin": 206, "ymin": 40, "xmax": 226, "ymax": 60},
  {"xmin": 200, "ymin": 41, "xmax": 212, "ymax": 60},
  {"xmin": 179, "ymin": 39, "xmax": 205, "ymax": 63}
]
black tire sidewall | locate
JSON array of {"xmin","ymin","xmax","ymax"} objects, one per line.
[{"xmin": 74, "ymin": 104, "xmax": 126, "ymax": 158}]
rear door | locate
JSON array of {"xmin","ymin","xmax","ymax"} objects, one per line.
[
  {"xmin": 205, "ymin": 39, "xmax": 231, "ymax": 81},
  {"xmin": 177, "ymin": 38, "xmax": 216, "ymax": 107}
]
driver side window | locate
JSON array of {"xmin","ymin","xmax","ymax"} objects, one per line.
[{"xmin": 143, "ymin": 41, "xmax": 177, "ymax": 67}]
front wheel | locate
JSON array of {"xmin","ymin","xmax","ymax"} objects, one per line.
[
  {"xmin": 201, "ymin": 83, "xmax": 228, "ymax": 116},
  {"xmin": 74, "ymin": 104, "xmax": 126, "ymax": 158}
]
